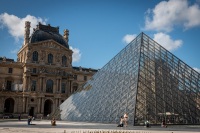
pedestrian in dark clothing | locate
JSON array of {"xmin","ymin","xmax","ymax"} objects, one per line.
[
  {"xmin": 27, "ymin": 116, "xmax": 31, "ymax": 125},
  {"xmin": 117, "ymin": 116, "xmax": 124, "ymax": 127},
  {"xmin": 18, "ymin": 114, "xmax": 21, "ymax": 121}
]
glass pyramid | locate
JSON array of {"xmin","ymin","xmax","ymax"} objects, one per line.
[{"xmin": 59, "ymin": 33, "xmax": 200, "ymax": 125}]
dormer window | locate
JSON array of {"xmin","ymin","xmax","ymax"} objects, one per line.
[
  {"xmin": 48, "ymin": 53, "xmax": 53, "ymax": 64},
  {"xmin": 8, "ymin": 68, "xmax": 13, "ymax": 73},
  {"xmin": 32, "ymin": 51, "xmax": 38, "ymax": 62},
  {"xmin": 62, "ymin": 55, "xmax": 67, "ymax": 67}
]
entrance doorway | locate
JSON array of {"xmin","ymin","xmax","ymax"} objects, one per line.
[
  {"xmin": 29, "ymin": 107, "xmax": 34, "ymax": 117},
  {"xmin": 44, "ymin": 99, "xmax": 53, "ymax": 116},
  {"xmin": 4, "ymin": 98, "xmax": 14, "ymax": 113}
]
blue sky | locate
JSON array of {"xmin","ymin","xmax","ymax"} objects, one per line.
[{"xmin": 0, "ymin": 0, "xmax": 200, "ymax": 73}]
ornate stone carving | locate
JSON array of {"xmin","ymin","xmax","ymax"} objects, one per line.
[
  {"xmin": 56, "ymin": 53, "xmax": 60, "ymax": 62},
  {"xmin": 63, "ymin": 29, "xmax": 69, "ymax": 43},
  {"xmin": 40, "ymin": 67, "xmax": 46, "ymax": 73},
  {"xmin": 42, "ymin": 42, "xmax": 60, "ymax": 49},
  {"xmin": 40, "ymin": 50, "xmax": 46, "ymax": 61},
  {"xmin": 26, "ymin": 50, "xmax": 31, "ymax": 59},
  {"xmin": 24, "ymin": 21, "xmax": 31, "ymax": 45}
]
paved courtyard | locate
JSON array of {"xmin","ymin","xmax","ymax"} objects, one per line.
[{"xmin": 0, "ymin": 119, "xmax": 200, "ymax": 133}]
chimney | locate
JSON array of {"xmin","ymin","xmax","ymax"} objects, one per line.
[
  {"xmin": 24, "ymin": 21, "xmax": 31, "ymax": 45},
  {"xmin": 63, "ymin": 29, "xmax": 69, "ymax": 44}
]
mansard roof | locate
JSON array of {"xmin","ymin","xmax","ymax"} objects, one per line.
[{"xmin": 29, "ymin": 23, "xmax": 69, "ymax": 49}]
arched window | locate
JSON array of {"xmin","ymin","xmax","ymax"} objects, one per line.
[
  {"xmin": 46, "ymin": 79, "xmax": 53, "ymax": 93},
  {"xmin": 62, "ymin": 55, "xmax": 67, "ymax": 66},
  {"xmin": 44, "ymin": 99, "xmax": 53, "ymax": 116},
  {"xmin": 4, "ymin": 98, "xmax": 14, "ymax": 113},
  {"xmin": 32, "ymin": 51, "xmax": 38, "ymax": 61},
  {"xmin": 48, "ymin": 53, "xmax": 53, "ymax": 64}
]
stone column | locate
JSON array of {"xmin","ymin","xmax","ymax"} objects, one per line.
[
  {"xmin": 58, "ymin": 99, "xmax": 61, "ymax": 106},
  {"xmin": 59, "ymin": 79, "xmax": 62, "ymax": 93},
  {"xmin": 41, "ymin": 98, "xmax": 44, "ymax": 114},
  {"xmin": 23, "ymin": 76, "xmax": 27, "ymax": 92},
  {"xmin": 39, "ymin": 77, "xmax": 42, "ymax": 92},
  {"xmin": 43, "ymin": 78, "xmax": 46, "ymax": 93},
  {"xmin": 23, "ymin": 97, "xmax": 26, "ymax": 113},
  {"xmin": 53, "ymin": 99, "xmax": 56, "ymax": 113},
  {"xmin": 56, "ymin": 79, "xmax": 59, "ymax": 92},
  {"xmin": 37, "ymin": 98, "xmax": 41, "ymax": 113},
  {"xmin": 67, "ymin": 80, "xmax": 70, "ymax": 95},
  {"xmin": 56, "ymin": 98, "xmax": 58, "ymax": 107},
  {"xmin": 26, "ymin": 97, "xmax": 29, "ymax": 113},
  {"xmin": 27, "ymin": 76, "xmax": 31, "ymax": 91},
  {"xmin": 14, "ymin": 97, "xmax": 18, "ymax": 113},
  {"xmin": 0, "ymin": 97, "xmax": 3, "ymax": 113},
  {"xmin": 70, "ymin": 80, "xmax": 72, "ymax": 93},
  {"xmin": 18, "ymin": 97, "xmax": 22, "ymax": 113}
]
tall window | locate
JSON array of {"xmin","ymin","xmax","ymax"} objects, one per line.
[
  {"xmin": 6, "ymin": 80, "xmax": 12, "ymax": 91},
  {"xmin": 31, "ymin": 80, "xmax": 36, "ymax": 91},
  {"xmin": 8, "ymin": 68, "xmax": 13, "ymax": 73},
  {"xmin": 48, "ymin": 54, "xmax": 53, "ymax": 64},
  {"xmin": 62, "ymin": 55, "xmax": 67, "ymax": 66},
  {"xmin": 46, "ymin": 79, "xmax": 53, "ymax": 93},
  {"xmin": 32, "ymin": 51, "xmax": 38, "ymax": 61},
  {"xmin": 61, "ymin": 83, "xmax": 66, "ymax": 93}
]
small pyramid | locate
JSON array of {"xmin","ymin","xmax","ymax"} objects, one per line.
[{"xmin": 59, "ymin": 33, "xmax": 200, "ymax": 125}]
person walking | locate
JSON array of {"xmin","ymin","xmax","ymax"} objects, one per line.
[
  {"xmin": 51, "ymin": 117, "xmax": 56, "ymax": 126},
  {"xmin": 117, "ymin": 116, "xmax": 124, "ymax": 127},
  {"xmin": 124, "ymin": 113, "xmax": 128, "ymax": 127},
  {"xmin": 18, "ymin": 114, "xmax": 21, "ymax": 121}
]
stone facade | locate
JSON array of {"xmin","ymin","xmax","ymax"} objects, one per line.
[{"xmin": 0, "ymin": 22, "xmax": 97, "ymax": 118}]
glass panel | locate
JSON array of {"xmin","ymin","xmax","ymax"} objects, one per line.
[{"xmin": 58, "ymin": 33, "xmax": 200, "ymax": 125}]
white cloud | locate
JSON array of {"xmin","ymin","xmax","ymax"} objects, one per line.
[
  {"xmin": 153, "ymin": 32, "xmax": 183, "ymax": 51},
  {"xmin": 193, "ymin": 67, "xmax": 200, "ymax": 73},
  {"xmin": 0, "ymin": 13, "xmax": 47, "ymax": 41},
  {"xmin": 69, "ymin": 46, "xmax": 81, "ymax": 62},
  {"xmin": 144, "ymin": 0, "xmax": 200, "ymax": 32},
  {"xmin": 122, "ymin": 34, "xmax": 137, "ymax": 44}
]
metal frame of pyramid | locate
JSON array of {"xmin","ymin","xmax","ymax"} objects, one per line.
[{"xmin": 59, "ymin": 33, "xmax": 200, "ymax": 125}]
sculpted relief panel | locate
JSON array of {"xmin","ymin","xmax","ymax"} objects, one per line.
[{"xmin": 42, "ymin": 42, "xmax": 60, "ymax": 49}]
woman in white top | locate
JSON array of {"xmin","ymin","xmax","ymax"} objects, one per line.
[{"xmin": 124, "ymin": 113, "xmax": 128, "ymax": 127}]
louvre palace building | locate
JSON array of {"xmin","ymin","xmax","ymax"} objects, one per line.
[{"xmin": 0, "ymin": 22, "xmax": 97, "ymax": 118}]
